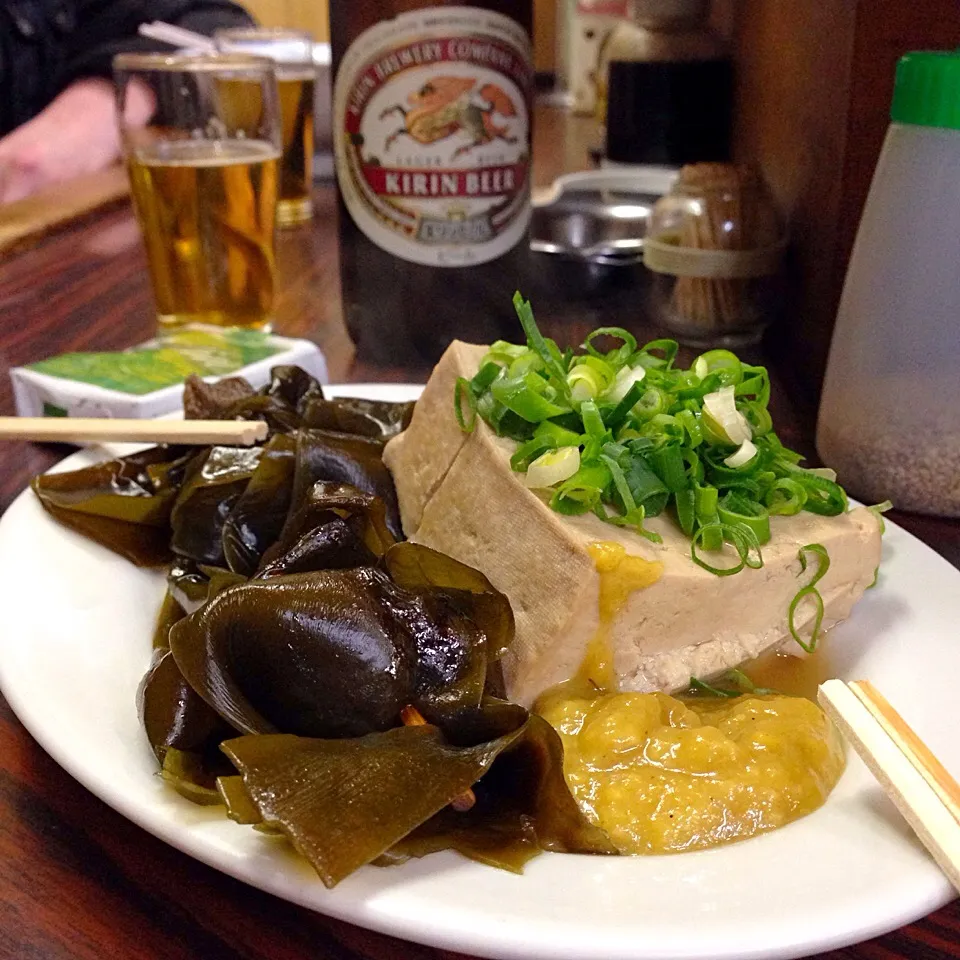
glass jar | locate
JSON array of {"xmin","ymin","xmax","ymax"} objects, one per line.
[
  {"xmin": 597, "ymin": 0, "xmax": 731, "ymax": 165},
  {"xmin": 644, "ymin": 163, "xmax": 784, "ymax": 348}
]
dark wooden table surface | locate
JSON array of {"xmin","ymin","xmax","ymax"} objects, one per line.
[{"xmin": 1, "ymin": 141, "xmax": 959, "ymax": 958}]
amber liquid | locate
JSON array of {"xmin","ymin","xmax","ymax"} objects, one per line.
[
  {"xmin": 128, "ymin": 140, "xmax": 279, "ymax": 330},
  {"xmin": 743, "ymin": 644, "xmax": 834, "ymax": 701},
  {"xmin": 331, "ymin": 0, "xmax": 534, "ymax": 365},
  {"xmin": 276, "ymin": 71, "xmax": 316, "ymax": 226}
]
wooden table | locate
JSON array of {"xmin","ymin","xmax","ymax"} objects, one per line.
[{"xmin": 0, "ymin": 113, "xmax": 959, "ymax": 959}]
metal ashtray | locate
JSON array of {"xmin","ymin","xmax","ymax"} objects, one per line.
[{"xmin": 530, "ymin": 167, "xmax": 677, "ymax": 265}]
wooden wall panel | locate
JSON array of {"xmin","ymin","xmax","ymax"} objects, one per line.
[
  {"xmin": 732, "ymin": 1, "xmax": 857, "ymax": 403},
  {"xmin": 533, "ymin": 0, "xmax": 557, "ymax": 72},
  {"xmin": 242, "ymin": 0, "xmax": 330, "ymax": 39},
  {"xmin": 241, "ymin": 0, "xmax": 553, "ymax": 57},
  {"xmin": 733, "ymin": 0, "xmax": 960, "ymax": 403}
]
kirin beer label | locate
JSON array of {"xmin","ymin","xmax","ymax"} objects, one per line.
[{"xmin": 334, "ymin": 6, "xmax": 532, "ymax": 267}]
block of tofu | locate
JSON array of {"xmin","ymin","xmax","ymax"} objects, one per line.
[{"xmin": 383, "ymin": 341, "xmax": 883, "ymax": 707}]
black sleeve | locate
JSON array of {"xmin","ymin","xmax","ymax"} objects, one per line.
[{"xmin": 59, "ymin": 0, "xmax": 256, "ymax": 89}]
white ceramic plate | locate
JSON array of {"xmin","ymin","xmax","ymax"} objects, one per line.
[{"xmin": 0, "ymin": 383, "xmax": 956, "ymax": 960}]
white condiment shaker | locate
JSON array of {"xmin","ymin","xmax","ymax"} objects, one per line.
[{"xmin": 817, "ymin": 51, "xmax": 960, "ymax": 517}]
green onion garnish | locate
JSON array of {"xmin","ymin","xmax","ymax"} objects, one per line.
[
  {"xmin": 454, "ymin": 376, "xmax": 476, "ymax": 433},
  {"xmin": 688, "ymin": 676, "xmax": 740, "ymax": 698},
  {"xmin": 688, "ymin": 668, "xmax": 779, "ymax": 698},
  {"xmin": 455, "ymin": 294, "xmax": 856, "ymax": 576},
  {"xmin": 867, "ymin": 499, "xmax": 894, "ymax": 534},
  {"xmin": 788, "ymin": 543, "xmax": 831, "ymax": 653}
]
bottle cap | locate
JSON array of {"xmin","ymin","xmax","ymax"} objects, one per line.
[{"xmin": 891, "ymin": 51, "xmax": 960, "ymax": 130}]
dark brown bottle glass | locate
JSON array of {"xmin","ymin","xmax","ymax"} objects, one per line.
[{"xmin": 331, "ymin": 0, "xmax": 534, "ymax": 364}]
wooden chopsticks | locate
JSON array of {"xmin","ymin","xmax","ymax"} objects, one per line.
[
  {"xmin": 0, "ymin": 417, "xmax": 268, "ymax": 447},
  {"xmin": 818, "ymin": 678, "xmax": 960, "ymax": 892}
]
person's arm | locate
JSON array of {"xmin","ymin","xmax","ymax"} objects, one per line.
[
  {"xmin": 0, "ymin": 78, "xmax": 154, "ymax": 205},
  {"xmin": 0, "ymin": 0, "xmax": 255, "ymax": 205}
]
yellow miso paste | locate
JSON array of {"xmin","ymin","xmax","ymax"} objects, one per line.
[
  {"xmin": 538, "ymin": 542, "xmax": 846, "ymax": 855},
  {"xmin": 540, "ymin": 689, "xmax": 845, "ymax": 855}
]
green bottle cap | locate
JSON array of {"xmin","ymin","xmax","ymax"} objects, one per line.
[{"xmin": 891, "ymin": 51, "xmax": 960, "ymax": 130}]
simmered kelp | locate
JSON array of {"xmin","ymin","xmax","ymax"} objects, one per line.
[{"xmin": 31, "ymin": 367, "xmax": 611, "ymax": 885}]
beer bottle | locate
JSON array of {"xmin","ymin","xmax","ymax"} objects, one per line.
[{"xmin": 331, "ymin": 2, "xmax": 534, "ymax": 364}]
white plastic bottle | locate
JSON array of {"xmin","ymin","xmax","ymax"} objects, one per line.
[{"xmin": 817, "ymin": 51, "xmax": 960, "ymax": 517}]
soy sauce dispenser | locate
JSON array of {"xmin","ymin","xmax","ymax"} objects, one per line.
[{"xmin": 598, "ymin": 0, "xmax": 732, "ymax": 166}]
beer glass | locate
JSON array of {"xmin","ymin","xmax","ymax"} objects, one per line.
[
  {"xmin": 214, "ymin": 29, "xmax": 316, "ymax": 226},
  {"xmin": 113, "ymin": 53, "xmax": 282, "ymax": 331}
]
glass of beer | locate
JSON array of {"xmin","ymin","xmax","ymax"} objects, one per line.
[
  {"xmin": 113, "ymin": 53, "xmax": 282, "ymax": 331},
  {"xmin": 214, "ymin": 29, "xmax": 316, "ymax": 227}
]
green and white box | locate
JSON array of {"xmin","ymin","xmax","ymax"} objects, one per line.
[{"xmin": 11, "ymin": 327, "xmax": 328, "ymax": 420}]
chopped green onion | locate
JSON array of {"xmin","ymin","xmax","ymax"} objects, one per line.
[
  {"xmin": 605, "ymin": 504, "xmax": 663, "ymax": 542},
  {"xmin": 692, "ymin": 524, "xmax": 747, "ymax": 575},
  {"xmin": 584, "ymin": 327, "xmax": 638, "ymax": 363},
  {"xmin": 567, "ymin": 365, "xmax": 604, "ymax": 401},
  {"xmin": 789, "ymin": 586, "xmax": 825, "ymax": 654},
  {"xmin": 767, "ymin": 436, "xmax": 805, "ymax": 465},
  {"xmin": 724, "ymin": 438, "xmax": 758, "ymax": 468},
  {"xmin": 602, "ymin": 440, "xmax": 628, "ymax": 460},
  {"xmin": 790, "ymin": 470, "xmax": 848, "ymax": 516},
  {"xmin": 462, "ymin": 296, "xmax": 858, "ymax": 579},
  {"xmin": 681, "ymin": 448, "xmax": 705, "ymax": 484},
  {"xmin": 619, "ymin": 455, "xmax": 670, "ymax": 516},
  {"xmin": 525, "ymin": 446, "xmax": 581, "ymax": 489},
  {"xmin": 675, "ymin": 487, "xmax": 696, "ymax": 536},
  {"xmin": 481, "ymin": 340, "xmax": 527, "ymax": 368},
  {"xmin": 649, "ymin": 444, "xmax": 688, "ymax": 493},
  {"xmin": 717, "ymin": 492, "xmax": 771, "ymax": 545},
  {"xmin": 700, "ymin": 408, "xmax": 734, "ymax": 447},
  {"xmin": 507, "ymin": 350, "xmax": 544, "ymax": 378},
  {"xmin": 725, "ymin": 668, "xmax": 778, "ymax": 696},
  {"xmin": 482, "ymin": 396, "xmax": 536, "ymax": 441},
  {"xmin": 550, "ymin": 462, "xmax": 611, "ymax": 515},
  {"xmin": 513, "ymin": 292, "xmax": 571, "ymax": 403},
  {"xmin": 534, "ymin": 420, "xmax": 582, "ymax": 447},
  {"xmin": 693, "ymin": 349, "xmax": 742, "ymax": 386},
  {"xmin": 736, "ymin": 364, "xmax": 771, "ymax": 405},
  {"xmin": 765, "ymin": 478, "xmax": 808, "ymax": 515},
  {"xmin": 491, "ymin": 374, "xmax": 569, "ymax": 422},
  {"xmin": 696, "ymin": 483, "xmax": 719, "ymax": 523},
  {"xmin": 702, "ymin": 385, "xmax": 752, "ymax": 445},
  {"xmin": 603, "ymin": 363, "xmax": 646, "ymax": 404},
  {"xmin": 471, "ymin": 362, "xmax": 502, "ymax": 393},
  {"xmin": 634, "ymin": 339, "xmax": 679, "ymax": 369},
  {"xmin": 739, "ymin": 400, "xmax": 773, "ymax": 437},
  {"xmin": 454, "ymin": 376, "xmax": 476, "ymax": 432},
  {"xmin": 606, "ymin": 380, "xmax": 647, "ymax": 431},
  {"xmin": 797, "ymin": 543, "xmax": 830, "ymax": 587},
  {"xmin": 788, "ymin": 544, "xmax": 830, "ymax": 652},
  {"xmin": 688, "ymin": 676, "xmax": 740, "ymax": 698},
  {"xmin": 510, "ymin": 435, "xmax": 557, "ymax": 471},
  {"xmin": 868, "ymin": 499, "xmax": 894, "ymax": 534},
  {"xmin": 675, "ymin": 408, "xmax": 703, "ymax": 447},
  {"xmin": 735, "ymin": 523, "xmax": 764, "ymax": 569},
  {"xmin": 601, "ymin": 454, "xmax": 637, "ymax": 514},
  {"xmin": 580, "ymin": 400, "xmax": 607, "ymax": 440},
  {"xmin": 688, "ymin": 669, "xmax": 779, "ymax": 698},
  {"xmin": 629, "ymin": 386, "xmax": 668, "ymax": 421}
]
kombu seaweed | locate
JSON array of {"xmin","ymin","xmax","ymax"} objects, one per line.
[{"xmin": 32, "ymin": 366, "xmax": 612, "ymax": 886}]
